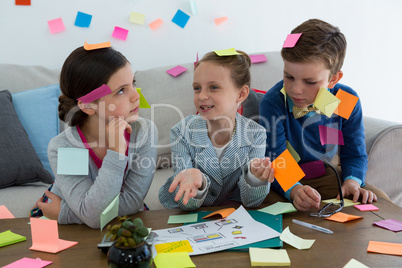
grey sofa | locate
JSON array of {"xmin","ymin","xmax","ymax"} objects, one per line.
[{"xmin": 1, "ymin": 52, "xmax": 401, "ymax": 219}]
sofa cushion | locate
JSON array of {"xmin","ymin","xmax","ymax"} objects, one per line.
[
  {"xmin": 0, "ymin": 90, "xmax": 54, "ymax": 188},
  {"xmin": 12, "ymin": 84, "xmax": 61, "ymax": 176}
]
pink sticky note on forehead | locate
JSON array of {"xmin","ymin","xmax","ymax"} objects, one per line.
[
  {"xmin": 48, "ymin": 18, "xmax": 65, "ymax": 34},
  {"xmin": 319, "ymin": 125, "xmax": 344, "ymax": 145},
  {"xmin": 77, "ymin": 84, "xmax": 112, "ymax": 104},
  {"xmin": 167, "ymin": 65, "xmax": 187, "ymax": 77},
  {"xmin": 250, "ymin": 54, "xmax": 267, "ymax": 64},
  {"xmin": 112, "ymin": 26, "xmax": 129, "ymax": 41},
  {"xmin": 283, "ymin": 33, "xmax": 302, "ymax": 48}
]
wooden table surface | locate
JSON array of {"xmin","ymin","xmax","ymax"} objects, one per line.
[{"xmin": 1, "ymin": 198, "xmax": 401, "ymax": 268}]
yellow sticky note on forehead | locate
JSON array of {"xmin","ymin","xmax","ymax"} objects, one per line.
[
  {"xmin": 136, "ymin": 88, "xmax": 151, "ymax": 108},
  {"xmin": 313, "ymin": 87, "xmax": 340, "ymax": 118},
  {"xmin": 213, "ymin": 48, "xmax": 241, "ymax": 56}
]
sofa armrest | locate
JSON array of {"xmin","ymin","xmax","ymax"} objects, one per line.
[{"xmin": 364, "ymin": 116, "xmax": 402, "ymax": 207}]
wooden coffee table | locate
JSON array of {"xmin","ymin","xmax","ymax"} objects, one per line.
[{"xmin": 1, "ymin": 198, "xmax": 401, "ymax": 267}]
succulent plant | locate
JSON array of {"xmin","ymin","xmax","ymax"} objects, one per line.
[{"xmin": 106, "ymin": 216, "xmax": 149, "ymax": 248}]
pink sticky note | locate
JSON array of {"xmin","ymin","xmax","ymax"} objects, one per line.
[
  {"xmin": 167, "ymin": 65, "xmax": 187, "ymax": 77},
  {"xmin": 214, "ymin": 16, "xmax": 228, "ymax": 25},
  {"xmin": 149, "ymin": 18, "xmax": 163, "ymax": 31},
  {"xmin": 354, "ymin": 204, "xmax": 379, "ymax": 211},
  {"xmin": 194, "ymin": 52, "xmax": 199, "ymax": 67},
  {"xmin": 319, "ymin": 125, "xmax": 344, "ymax": 145},
  {"xmin": 250, "ymin": 54, "xmax": 267, "ymax": 64},
  {"xmin": 112, "ymin": 26, "xmax": 129, "ymax": 41},
  {"xmin": 77, "ymin": 84, "xmax": 112, "ymax": 104},
  {"xmin": 0, "ymin": 205, "xmax": 15, "ymax": 219},
  {"xmin": 47, "ymin": 18, "xmax": 65, "ymax": 34},
  {"xmin": 283, "ymin": 33, "xmax": 302, "ymax": 48},
  {"xmin": 29, "ymin": 218, "xmax": 77, "ymax": 253},
  {"xmin": 300, "ymin": 160, "xmax": 326, "ymax": 180},
  {"xmin": 373, "ymin": 219, "xmax": 402, "ymax": 232},
  {"xmin": 3, "ymin": 257, "xmax": 52, "ymax": 268}
]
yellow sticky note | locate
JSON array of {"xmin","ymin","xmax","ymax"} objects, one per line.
[
  {"xmin": 286, "ymin": 141, "xmax": 300, "ymax": 163},
  {"xmin": 155, "ymin": 240, "xmax": 193, "ymax": 254},
  {"xmin": 213, "ymin": 48, "xmax": 241, "ymax": 56},
  {"xmin": 325, "ymin": 212, "xmax": 362, "ymax": 223},
  {"xmin": 280, "ymin": 87, "xmax": 287, "ymax": 108},
  {"xmin": 249, "ymin": 247, "xmax": 290, "ymax": 266},
  {"xmin": 272, "ymin": 149, "xmax": 305, "ymax": 192},
  {"xmin": 154, "ymin": 252, "xmax": 196, "ymax": 268},
  {"xmin": 322, "ymin": 198, "xmax": 360, "ymax": 207},
  {"xmin": 129, "ymin": 12, "xmax": 145, "ymax": 25},
  {"xmin": 313, "ymin": 87, "xmax": 340, "ymax": 118},
  {"xmin": 279, "ymin": 226, "xmax": 315, "ymax": 250},
  {"xmin": 334, "ymin": 89, "xmax": 359, "ymax": 120},
  {"xmin": 367, "ymin": 241, "xmax": 402, "ymax": 256},
  {"xmin": 136, "ymin": 88, "xmax": 151, "ymax": 108}
]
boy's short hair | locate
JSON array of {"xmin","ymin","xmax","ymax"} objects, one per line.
[{"xmin": 281, "ymin": 19, "xmax": 347, "ymax": 77}]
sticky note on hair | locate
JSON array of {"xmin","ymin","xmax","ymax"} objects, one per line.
[
  {"xmin": 214, "ymin": 48, "xmax": 241, "ymax": 56},
  {"xmin": 136, "ymin": 88, "xmax": 151, "ymax": 108},
  {"xmin": 77, "ymin": 84, "xmax": 112, "ymax": 104},
  {"xmin": 250, "ymin": 54, "xmax": 267, "ymax": 64},
  {"xmin": 112, "ymin": 26, "xmax": 129, "ymax": 41},
  {"xmin": 334, "ymin": 89, "xmax": 359, "ymax": 120},
  {"xmin": 313, "ymin": 87, "xmax": 340, "ymax": 117},
  {"xmin": 283, "ymin": 33, "xmax": 302, "ymax": 48},
  {"xmin": 172, "ymin": 9, "xmax": 190, "ymax": 28},
  {"xmin": 83, "ymin": 41, "xmax": 111, "ymax": 50},
  {"xmin": 48, "ymin": 18, "xmax": 65, "ymax": 34},
  {"xmin": 57, "ymin": 148, "xmax": 89, "ymax": 175},
  {"xmin": 319, "ymin": 125, "xmax": 344, "ymax": 145},
  {"xmin": 130, "ymin": 12, "xmax": 145, "ymax": 25},
  {"xmin": 272, "ymin": 149, "xmax": 305, "ymax": 192},
  {"xmin": 167, "ymin": 65, "xmax": 187, "ymax": 77},
  {"xmin": 75, "ymin": 11, "xmax": 92, "ymax": 27},
  {"xmin": 214, "ymin": 16, "xmax": 228, "ymax": 25},
  {"xmin": 149, "ymin": 18, "xmax": 163, "ymax": 30}
]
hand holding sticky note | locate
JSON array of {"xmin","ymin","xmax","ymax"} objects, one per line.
[{"xmin": 272, "ymin": 149, "xmax": 305, "ymax": 192}]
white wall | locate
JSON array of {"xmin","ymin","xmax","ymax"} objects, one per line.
[{"xmin": 1, "ymin": 0, "xmax": 401, "ymax": 123}]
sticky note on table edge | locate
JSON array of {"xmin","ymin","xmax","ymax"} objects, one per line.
[
  {"xmin": 318, "ymin": 125, "xmax": 344, "ymax": 145},
  {"xmin": 272, "ymin": 149, "xmax": 305, "ymax": 192},
  {"xmin": 279, "ymin": 226, "xmax": 315, "ymax": 250},
  {"xmin": 135, "ymin": 88, "xmax": 151, "ymax": 108},
  {"xmin": 57, "ymin": 148, "xmax": 89, "ymax": 175},
  {"xmin": 313, "ymin": 87, "xmax": 340, "ymax": 118},
  {"xmin": 155, "ymin": 240, "xmax": 193, "ymax": 254},
  {"xmin": 334, "ymin": 89, "xmax": 359, "ymax": 120},
  {"xmin": 214, "ymin": 48, "xmax": 241, "ymax": 56},
  {"xmin": 202, "ymin": 207, "xmax": 236, "ymax": 219},
  {"xmin": 325, "ymin": 212, "xmax": 362, "ymax": 223},
  {"xmin": 168, "ymin": 213, "xmax": 198, "ymax": 224},
  {"xmin": 100, "ymin": 194, "xmax": 120, "ymax": 230},
  {"xmin": 249, "ymin": 247, "xmax": 291, "ymax": 266},
  {"xmin": 367, "ymin": 241, "xmax": 402, "ymax": 256},
  {"xmin": 283, "ymin": 33, "xmax": 302, "ymax": 48}
]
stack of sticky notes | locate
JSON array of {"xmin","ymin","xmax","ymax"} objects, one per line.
[{"xmin": 0, "ymin": 230, "xmax": 26, "ymax": 247}]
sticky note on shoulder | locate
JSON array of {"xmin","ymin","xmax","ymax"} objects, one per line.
[
  {"xmin": 314, "ymin": 87, "xmax": 340, "ymax": 118},
  {"xmin": 272, "ymin": 149, "xmax": 305, "ymax": 192},
  {"xmin": 334, "ymin": 89, "xmax": 359, "ymax": 120},
  {"xmin": 57, "ymin": 148, "xmax": 89, "ymax": 175}
]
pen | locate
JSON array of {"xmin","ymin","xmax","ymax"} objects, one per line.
[{"xmin": 292, "ymin": 219, "xmax": 333, "ymax": 234}]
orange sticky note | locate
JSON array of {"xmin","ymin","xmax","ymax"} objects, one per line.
[
  {"xmin": 367, "ymin": 241, "xmax": 402, "ymax": 256},
  {"xmin": 333, "ymin": 89, "xmax": 359, "ymax": 120},
  {"xmin": 214, "ymin": 16, "xmax": 228, "ymax": 25},
  {"xmin": 155, "ymin": 240, "xmax": 193, "ymax": 254},
  {"xmin": 83, "ymin": 40, "xmax": 111, "ymax": 50},
  {"xmin": 149, "ymin": 18, "xmax": 163, "ymax": 31},
  {"xmin": 202, "ymin": 208, "xmax": 236, "ymax": 219},
  {"xmin": 15, "ymin": 0, "xmax": 31, "ymax": 5},
  {"xmin": 325, "ymin": 212, "xmax": 362, "ymax": 223},
  {"xmin": 0, "ymin": 205, "xmax": 15, "ymax": 219},
  {"xmin": 272, "ymin": 149, "xmax": 305, "ymax": 192},
  {"xmin": 29, "ymin": 218, "xmax": 77, "ymax": 253}
]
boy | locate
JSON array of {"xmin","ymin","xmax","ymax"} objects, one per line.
[{"xmin": 259, "ymin": 19, "xmax": 387, "ymax": 211}]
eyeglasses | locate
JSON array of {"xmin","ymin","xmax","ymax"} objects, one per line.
[{"xmin": 309, "ymin": 159, "xmax": 344, "ymax": 217}]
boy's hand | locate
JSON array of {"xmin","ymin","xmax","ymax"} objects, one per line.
[
  {"xmin": 35, "ymin": 190, "xmax": 61, "ymax": 220},
  {"xmin": 106, "ymin": 117, "xmax": 132, "ymax": 154},
  {"xmin": 250, "ymin": 158, "xmax": 274, "ymax": 183},
  {"xmin": 339, "ymin": 179, "xmax": 377, "ymax": 204},
  {"xmin": 290, "ymin": 185, "xmax": 321, "ymax": 211},
  {"xmin": 168, "ymin": 168, "xmax": 203, "ymax": 205}
]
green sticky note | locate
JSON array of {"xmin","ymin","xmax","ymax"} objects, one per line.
[
  {"xmin": 249, "ymin": 247, "xmax": 290, "ymax": 266},
  {"xmin": 168, "ymin": 214, "xmax": 198, "ymax": 224},
  {"xmin": 313, "ymin": 87, "xmax": 340, "ymax": 118},
  {"xmin": 213, "ymin": 48, "xmax": 241, "ymax": 56},
  {"xmin": 136, "ymin": 88, "xmax": 151, "ymax": 108},
  {"xmin": 258, "ymin": 201, "xmax": 296, "ymax": 215},
  {"xmin": 57, "ymin": 148, "xmax": 89, "ymax": 175},
  {"xmin": 286, "ymin": 141, "xmax": 300, "ymax": 163},
  {"xmin": 100, "ymin": 194, "xmax": 120, "ymax": 230},
  {"xmin": 0, "ymin": 230, "xmax": 26, "ymax": 247},
  {"xmin": 154, "ymin": 252, "xmax": 196, "ymax": 268}
]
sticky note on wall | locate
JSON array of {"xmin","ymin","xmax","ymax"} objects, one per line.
[
  {"xmin": 75, "ymin": 11, "xmax": 92, "ymax": 27},
  {"xmin": 149, "ymin": 18, "xmax": 163, "ymax": 30},
  {"xmin": 172, "ymin": 9, "xmax": 190, "ymax": 28},
  {"xmin": 112, "ymin": 26, "xmax": 129, "ymax": 41},
  {"xmin": 48, "ymin": 18, "xmax": 65, "ymax": 34}
]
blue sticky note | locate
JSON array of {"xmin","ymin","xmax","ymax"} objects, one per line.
[
  {"xmin": 57, "ymin": 148, "xmax": 89, "ymax": 175},
  {"xmin": 172, "ymin": 9, "xmax": 190, "ymax": 28},
  {"xmin": 75, "ymin": 11, "xmax": 92, "ymax": 27}
]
